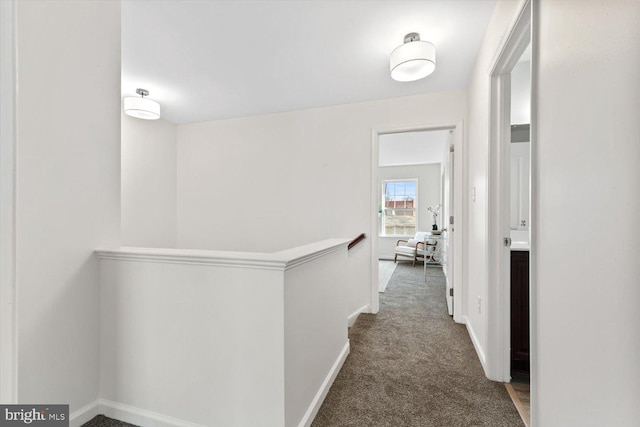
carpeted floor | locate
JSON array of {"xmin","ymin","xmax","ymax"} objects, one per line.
[
  {"xmin": 82, "ymin": 415, "xmax": 137, "ymax": 426},
  {"xmin": 312, "ymin": 263, "xmax": 524, "ymax": 427}
]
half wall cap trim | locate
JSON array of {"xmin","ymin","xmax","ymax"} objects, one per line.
[{"xmin": 95, "ymin": 238, "xmax": 350, "ymax": 271}]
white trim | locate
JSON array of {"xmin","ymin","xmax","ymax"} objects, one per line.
[
  {"xmin": 298, "ymin": 341, "xmax": 350, "ymax": 427},
  {"xmin": 486, "ymin": 0, "xmax": 529, "ymax": 74},
  {"xmin": 77, "ymin": 350, "xmax": 359, "ymax": 427},
  {"xmin": 69, "ymin": 400, "xmax": 101, "ymax": 427},
  {"xmin": 379, "ymin": 161, "xmax": 441, "ymax": 168},
  {"xmin": 94, "ymin": 248, "xmax": 289, "ymax": 270},
  {"xmin": 0, "ymin": 0, "xmax": 18, "ymax": 404},
  {"xmin": 486, "ymin": 71, "xmax": 512, "ymax": 382},
  {"xmin": 371, "ymin": 121, "xmax": 465, "ymax": 322},
  {"xmin": 272, "ymin": 239, "xmax": 350, "ymax": 270},
  {"xmin": 451, "ymin": 120, "xmax": 465, "ymax": 323},
  {"xmin": 68, "ymin": 353, "xmax": 362, "ymax": 427},
  {"xmin": 529, "ymin": 2, "xmax": 539, "ymax": 424},
  {"xmin": 99, "ymin": 399, "xmax": 206, "ymax": 427},
  {"xmin": 486, "ymin": 0, "xmax": 531, "ymax": 383},
  {"xmin": 370, "ymin": 129, "xmax": 380, "ymax": 314},
  {"xmin": 463, "ymin": 316, "xmax": 487, "ymax": 373},
  {"xmin": 347, "ymin": 304, "xmax": 370, "ymax": 327},
  {"xmin": 95, "ymin": 239, "xmax": 350, "ymax": 272}
]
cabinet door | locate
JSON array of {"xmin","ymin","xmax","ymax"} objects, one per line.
[{"xmin": 510, "ymin": 250, "xmax": 530, "ymax": 374}]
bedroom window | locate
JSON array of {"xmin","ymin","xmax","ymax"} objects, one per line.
[{"xmin": 381, "ymin": 179, "xmax": 417, "ymax": 236}]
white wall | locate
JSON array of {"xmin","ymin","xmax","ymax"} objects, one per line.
[
  {"xmin": 465, "ymin": 0, "xmax": 525, "ymax": 367},
  {"xmin": 121, "ymin": 113, "xmax": 177, "ymax": 247},
  {"xmin": 511, "ymin": 60, "xmax": 531, "ymax": 125},
  {"xmin": 534, "ymin": 0, "xmax": 640, "ymax": 425},
  {"xmin": 15, "ymin": 0, "xmax": 121, "ymax": 414},
  {"xmin": 98, "ymin": 240, "xmax": 349, "ymax": 427},
  {"xmin": 377, "ymin": 163, "xmax": 441, "ymax": 259},
  {"xmin": 0, "ymin": 0, "xmax": 18, "ymax": 404},
  {"xmin": 176, "ymin": 91, "xmax": 466, "ymax": 318},
  {"xmin": 283, "ymin": 246, "xmax": 348, "ymax": 426},
  {"xmin": 100, "ymin": 259, "xmax": 286, "ymax": 426},
  {"xmin": 379, "ymin": 130, "xmax": 448, "ymax": 167}
]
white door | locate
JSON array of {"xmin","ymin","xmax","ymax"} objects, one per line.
[{"xmin": 443, "ymin": 141, "xmax": 454, "ymax": 315}]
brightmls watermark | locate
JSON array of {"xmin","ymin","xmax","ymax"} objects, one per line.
[{"xmin": 0, "ymin": 405, "xmax": 68, "ymax": 426}]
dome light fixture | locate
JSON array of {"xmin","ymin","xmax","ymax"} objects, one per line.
[
  {"xmin": 124, "ymin": 88, "xmax": 161, "ymax": 120},
  {"xmin": 390, "ymin": 32, "xmax": 436, "ymax": 82}
]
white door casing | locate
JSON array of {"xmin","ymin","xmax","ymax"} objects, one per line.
[
  {"xmin": 444, "ymin": 142, "xmax": 454, "ymax": 315},
  {"xmin": 486, "ymin": 0, "xmax": 531, "ymax": 384},
  {"xmin": 371, "ymin": 121, "xmax": 464, "ymax": 324}
]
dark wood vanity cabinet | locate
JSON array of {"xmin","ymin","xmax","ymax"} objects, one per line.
[{"xmin": 511, "ymin": 250, "xmax": 530, "ymax": 375}]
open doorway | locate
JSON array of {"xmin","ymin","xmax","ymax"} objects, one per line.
[
  {"xmin": 376, "ymin": 130, "xmax": 449, "ymax": 297},
  {"xmin": 370, "ymin": 122, "xmax": 464, "ymax": 322},
  {"xmin": 509, "ymin": 44, "xmax": 532, "ymax": 379},
  {"xmin": 506, "ymin": 41, "xmax": 532, "ymax": 425},
  {"xmin": 486, "ymin": 0, "xmax": 532, "ymax": 425}
]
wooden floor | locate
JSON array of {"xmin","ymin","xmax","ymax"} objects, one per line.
[{"xmin": 505, "ymin": 382, "xmax": 530, "ymax": 427}]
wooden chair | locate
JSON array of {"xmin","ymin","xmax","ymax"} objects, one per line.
[{"xmin": 394, "ymin": 231, "xmax": 432, "ymax": 266}]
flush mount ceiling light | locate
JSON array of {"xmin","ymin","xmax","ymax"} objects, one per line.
[
  {"xmin": 390, "ymin": 32, "xmax": 436, "ymax": 82},
  {"xmin": 124, "ymin": 88, "xmax": 161, "ymax": 120}
]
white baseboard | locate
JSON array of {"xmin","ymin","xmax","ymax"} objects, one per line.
[
  {"xmin": 70, "ymin": 399, "xmax": 100, "ymax": 427},
  {"xmin": 71, "ymin": 343, "xmax": 351, "ymax": 427},
  {"xmin": 70, "ymin": 399, "xmax": 206, "ymax": 427},
  {"xmin": 463, "ymin": 315, "xmax": 487, "ymax": 373},
  {"xmin": 70, "ymin": 342, "xmax": 351, "ymax": 427},
  {"xmin": 298, "ymin": 340, "xmax": 350, "ymax": 427},
  {"xmin": 97, "ymin": 399, "xmax": 206, "ymax": 427},
  {"xmin": 347, "ymin": 304, "xmax": 369, "ymax": 327}
]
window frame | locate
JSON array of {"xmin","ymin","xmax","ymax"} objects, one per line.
[{"xmin": 380, "ymin": 179, "xmax": 418, "ymax": 237}]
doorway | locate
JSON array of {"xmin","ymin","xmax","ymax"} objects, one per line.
[
  {"xmin": 376, "ymin": 130, "xmax": 449, "ymax": 299},
  {"xmin": 370, "ymin": 122, "xmax": 464, "ymax": 323},
  {"xmin": 509, "ymin": 44, "xmax": 531, "ymax": 383},
  {"xmin": 486, "ymin": 0, "xmax": 533, "ymax": 420}
]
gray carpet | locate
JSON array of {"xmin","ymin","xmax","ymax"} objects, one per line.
[
  {"xmin": 82, "ymin": 415, "xmax": 137, "ymax": 427},
  {"xmin": 312, "ymin": 264, "xmax": 524, "ymax": 427}
]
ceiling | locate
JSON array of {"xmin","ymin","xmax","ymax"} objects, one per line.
[{"xmin": 122, "ymin": 1, "xmax": 497, "ymax": 125}]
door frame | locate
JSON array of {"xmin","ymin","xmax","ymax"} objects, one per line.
[
  {"xmin": 370, "ymin": 120, "xmax": 465, "ymax": 323},
  {"xmin": 0, "ymin": 0, "xmax": 18, "ymax": 404},
  {"xmin": 486, "ymin": 0, "xmax": 531, "ymax": 382}
]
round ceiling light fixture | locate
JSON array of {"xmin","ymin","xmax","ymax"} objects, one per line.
[
  {"xmin": 124, "ymin": 88, "xmax": 161, "ymax": 120},
  {"xmin": 390, "ymin": 32, "xmax": 436, "ymax": 82}
]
